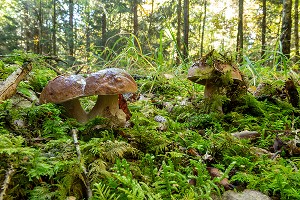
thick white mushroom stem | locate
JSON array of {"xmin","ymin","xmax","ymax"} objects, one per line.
[
  {"xmin": 204, "ymin": 81, "xmax": 223, "ymax": 113},
  {"xmin": 61, "ymin": 99, "xmax": 88, "ymax": 123},
  {"xmin": 204, "ymin": 81, "xmax": 219, "ymax": 99},
  {"xmin": 88, "ymin": 95, "xmax": 126, "ymax": 126}
]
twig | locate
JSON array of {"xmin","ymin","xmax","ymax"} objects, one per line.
[
  {"xmin": 0, "ymin": 164, "xmax": 15, "ymax": 200},
  {"xmin": 44, "ymin": 62, "xmax": 62, "ymax": 75},
  {"xmin": 71, "ymin": 129, "xmax": 92, "ymax": 199}
]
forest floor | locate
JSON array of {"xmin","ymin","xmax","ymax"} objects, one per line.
[{"xmin": 0, "ymin": 52, "xmax": 300, "ymax": 199}]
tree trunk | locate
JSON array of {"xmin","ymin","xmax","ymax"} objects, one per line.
[
  {"xmin": 236, "ymin": 0, "xmax": 244, "ymax": 63},
  {"xmin": 176, "ymin": 0, "xmax": 182, "ymax": 65},
  {"xmin": 200, "ymin": 0, "xmax": 207, "ymax": 57},
  {"xmin": 24, "ymin": 3, "xmax": 30, "ymax": 52},
  {"xmin": 133, "ymin": 0, "xmax": 138, "ymax": 47},
  {"xmin": 147, "ymin": 0, "xmax": 154, "ymax": 36},
  {"xmin": 261, "ymin": 0, "xmax": 266, "ymax": 59},
  {"xmin": 280, "ymin": 0, "xmax": 292, "ymax": 58},
  {"xmin": 52, "ymin": 0, "xmax": 57, "ymax": 55},
  {"xmin": 183, "ymin": 0, "xmax": 189, "ymax": 61},
  {"xmin": 101, "ymin": 13, "xmax": 106, "ymax": 48},
  {"xmin": 69, "ymin": 0, "xmax": 74, "ymax": 58},
  {"xmin": 38, "ymin": 0, "xmax": 43, "ymax": 54},
  {"xmin": 295, "ymin": 0, "xmax": 299, "ymax": 62},
  {"xmin": 85, "ymin": 1, "xmax": 91, "ymax": 62}
]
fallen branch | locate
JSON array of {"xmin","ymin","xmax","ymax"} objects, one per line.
[
  {"xmin": 0, "ymin": 164, "xmax": 15, "ymax": 200},
  {"xmin": 44, "ymin": 62, "xmax": 62, "ymax": 75},
  {"xmin": 71, "ymin": 129, "xmax": 92, "ymax": 199},
  {"xmin": 0, "ymin": 62, "xmax": 32, "ymax": 102}
]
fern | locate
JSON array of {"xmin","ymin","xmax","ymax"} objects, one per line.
[{"xmin": 92, "ymin": 182, "xmax": 120, "ymax": 200}]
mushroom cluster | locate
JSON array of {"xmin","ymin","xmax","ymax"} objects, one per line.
[{"xmin": 39, "ymin": 68, "xmax": 137, "ymax": 126}]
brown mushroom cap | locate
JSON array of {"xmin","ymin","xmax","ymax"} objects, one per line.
[
  {"xmin": 39, "ymin": 74, "xmax": 86, "ymax": 104},
  {"xmin": 187, "ymin": 61, "xmax": 242, "ymax": 84},
  {"xmin": 187, "ymin": 61, "xmax": 214, "ymax": 84},
  {"xmin": 84, "ymin": 68, "xmax": 137, "ymax": 96}
]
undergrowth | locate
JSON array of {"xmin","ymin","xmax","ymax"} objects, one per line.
[{"xmin": 0, "ymin": 50, "xmax": 300, "ymax": 200}]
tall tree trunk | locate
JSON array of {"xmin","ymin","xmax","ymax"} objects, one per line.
[
  {"xmin": 52, "ymin": 0, "xmax": 57, "ymax": 55},
  {"xmin": 176, "ymin": 0, "xmax": 182, "ymax": 65},
  {"xmin": 183, "ymin": 0, "xmax": 189, "ymax": 61},
  {"xmin": 69, "ymin": 0, "xmax": 74, "ymax": 58},
  {"xmin": 147, "ymin": 0, "xmax": 154, "ymax": 36},
  {"xmin": 24, "ymin": 3, "xmax": 30, "ymax": 51},
  {"xmin": 261, "ymin": 0, "xmax": 266, "ymax": 59},
  {"xmin": 295, "ymin": 0, "xmax": 299, "ymax": 62},
  {"xmin": 133, "ymin": 0, "xmax": 138, "ymax": 47},
  {"xmin": 101, "ymin": 13, "xmax": 106, "ymax": 48},
  {"xmin": 85, "ymin": 1, "xmax": 91, "ymax": 62},
  {"xmin": 38, "ymin": 0, "xmax": 43, "ymax": 54},
  {"xmin": 200, "ymin": 0, "xmax": 207, "ymax": 57},
  {"xmin": 280, "ymin": 0, "xmax": 292, "ymax": 59},
  {"xmin": 236, "ymin": 0, "xmax": 243, "ymax": 63}
]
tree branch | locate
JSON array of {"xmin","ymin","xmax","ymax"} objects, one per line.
[{"xmin": 0, "ymin": 61, "xmax": 32, "ymax": 102}]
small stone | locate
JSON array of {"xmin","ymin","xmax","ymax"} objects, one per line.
[
  {"xmin": 154, "ymin": 115, "xmax": 167, "ymax": 123},
  {"xmin": 222, "ymin": 189, "xmax": 271, "ymax": 200}
]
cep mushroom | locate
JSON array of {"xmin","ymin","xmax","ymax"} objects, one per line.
[
  {"xmin": 39, "ymin": 74, "xmax": 88, "ymax": 123},
  {"xmin": 84, "ymin": 68, "xmax": 137, "ymax": 127},
  {"xmin": 188, "ymin": 50, "xmax": 245, "ymax": 112},
  {"xmin": 39, "ymin": 68, "xmax": 137, "ymax": 126}
]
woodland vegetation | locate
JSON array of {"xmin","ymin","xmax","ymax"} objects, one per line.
[{"xmin": 1, "ymin": 0, "xmax": 300, "ymax": 199}]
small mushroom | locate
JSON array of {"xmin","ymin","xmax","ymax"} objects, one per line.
[
  {"xmin": 39, "ymin": 74, "xmax": 88, "ymax": 123},
  {"xmin": 39, "ymin": 68, "xmax": 137, "ymax": 126},
  {"xmin": 84, "ymin": 68, "xmax": 137, "ymax": 127}
]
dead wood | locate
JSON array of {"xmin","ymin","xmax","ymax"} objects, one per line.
[
  {"xmin": 0, "ymin": 62, "xmax": 32, "ymax": 103},
  {"xmin": 0, "ymin": 164, "xmax": 15, "ymax": 200}
]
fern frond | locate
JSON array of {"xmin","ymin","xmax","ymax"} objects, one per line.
[{"xmin": 92, "ymin": 182, "xmax": 120, "ymax": 200}]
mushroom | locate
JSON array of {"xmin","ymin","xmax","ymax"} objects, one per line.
[
  {"xmin": 39, "ymin": 74, "xmax": 88, "ymax": 123},
  {"xmin": 188, "ymin": 60, "xmax": 242, "ymax": 99},
  {"xmin": 39, "ymin": 68, "xmax": 137, "ymax": 126},
  {"xmin": 188, "ymin": 50, "xmax": 244, "ymax": 112},
  {"xmin": 84, "ymin": 68, "xmax": 137, "ymax": 127}
]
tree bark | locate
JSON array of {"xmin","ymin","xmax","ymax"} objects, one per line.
[
  {"xmin": 101, "ymin": 13, "xmax": 107, "ymax": 48},
  {"xmin": 236, "ymin": 0, "xmax": 244, "ymax": 63},
  {"xmin": 183, "ymin": 0, "xmax": 189, "ymax": 61},
  {"xmin": 38, "ymin": 0, "xmax": 43, "ymax": 54},
  {"xmin": 200, "ymin": 0, "xmax": 207, "ymax": 57},
  {"xmin": 24, "ymin": 3, "xmax": 31, "ymax": 52},
  {"xmin": 261, "ymin": 0, "xmax": 267, "ymax": 59},
  {"xmin": 68, "ymin": 0, "xmax": 74, "ymax": 58},
  {"xmin": 295, "ymin": 0, "xmax": 299, "ymax": 62},
  {"xmin": 52, "ymin": 0, "xmax": 57, "ymax": 55},
  {"xmin": 133, "ymin": 0, "xmax": 139, "ymax": 47},
  {"xmin": 176, "ymin": 0, "xmax": 182, "ymax": 65},
  {"xmin": 147, "ymin": 0, "xmax": 154, "ymax": 36},
  {"xmin": 280, "ymin": 0, "xmax": 292, "ymax": 58}
]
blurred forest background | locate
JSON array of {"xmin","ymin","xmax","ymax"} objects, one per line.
[{"xmin": 0, "ymin": 0, "xmax": 298, "ymax": 67}]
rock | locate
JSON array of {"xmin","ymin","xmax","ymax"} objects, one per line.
[
  {"xmin": 222, "ymin": 189, "xmax": 271, "ymax": 200},
  {"xmin": 154, "ymin": 115, "xmax": 167, "ymax": 123}
]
